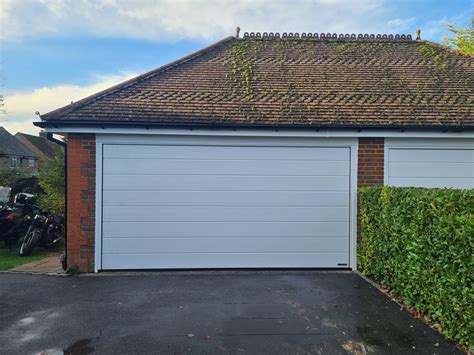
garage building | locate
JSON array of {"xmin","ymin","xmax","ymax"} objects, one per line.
[{"xmin": 35, "ymin": 31, "xmax": 473, "ymax": 272}]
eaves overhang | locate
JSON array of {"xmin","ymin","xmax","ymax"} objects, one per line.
[{"xmin": 34, "ymin": 120, "xmax": 473, "ymax": 133}]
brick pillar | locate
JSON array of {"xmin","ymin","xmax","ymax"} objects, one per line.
[
  {"xmin": 67, "ymin": 134, "xmax": 96, "ymax": 272},
  {"xmin": 357, "ymin": 138, "xmax": 384, "ymax": 248},
  {"xmin": 358, "ymin": 138, "xmax": 384, "ymax": 187}
]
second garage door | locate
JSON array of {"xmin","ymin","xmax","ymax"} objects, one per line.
[{"xmin": 100, "ymin": 140, "xmax": 351, "ymax": 270}]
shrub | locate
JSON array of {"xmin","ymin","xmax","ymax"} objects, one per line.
[
  {"xmin": 358, "ymin": 186, "xmax": 473, "ymax": 346},
  {"xmin": 37, "ymin": 146, "xmax": 65, "ymax": 214},
  {"xmin": 0, "ymin": 168, "xmax": 40, "ymax": 196}
]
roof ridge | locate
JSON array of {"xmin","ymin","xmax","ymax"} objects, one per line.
[
  {"xmin": 0, "ymin": 127, "xmax": 37, "ymax": 157},
  {"xmin": 15, "ymin": 132, "xmax": 37, "ymax": 138},
  {"xmin": 241, "ymin": 31, "xmax": 414, "ymax": 41},
  {"xmin": 41, "ymin": 36, "xmax": 235, "ymax": 120}
]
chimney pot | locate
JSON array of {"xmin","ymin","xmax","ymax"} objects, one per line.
[{"xmin": 416, "ymin": 29, "xmax": 421, "ymax": 40}]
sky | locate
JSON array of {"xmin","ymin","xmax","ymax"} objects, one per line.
[{"xmin": 0, "ymin": 0, "xmax": 472, "ymax": 135}]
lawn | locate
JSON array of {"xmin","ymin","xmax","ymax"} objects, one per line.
[{"xmin": 0, "ymin": 248, "xmax": 49, "ymax": 271}]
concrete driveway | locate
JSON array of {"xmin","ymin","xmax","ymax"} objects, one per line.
[{"xmin": 0, "ymin": 272, "xmax": 460, "ymax": 354}]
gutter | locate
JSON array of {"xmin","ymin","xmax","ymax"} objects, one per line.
[
  {"xmin": 34, "ymin": 120, "xmax": 471, "ymax": 132},
  {"xmin": 45, "ymin": 133, "xmax": 68, "ymax": 270}
]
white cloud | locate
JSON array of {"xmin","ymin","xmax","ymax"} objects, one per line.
[
  {"xmin": 2, "ymin": 0, "xmax": 396, "ymax": 42},
  {"xmin": 386, "ymin": 17, "xmax": 416, "ymax": 31},
  {"xmin": 1, "ymin": 72, "xmax": 137, "ymax": 135}
]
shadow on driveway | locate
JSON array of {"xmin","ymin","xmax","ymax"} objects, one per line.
[{"xmin": 0, "ymin": 271, "xmax": 461, "ymax": 354}]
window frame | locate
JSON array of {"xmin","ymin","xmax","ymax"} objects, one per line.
[{"xmin": 10, "ymin": 156, "xmax": 20, "ymax": 169}]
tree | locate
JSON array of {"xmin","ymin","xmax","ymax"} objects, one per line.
[
  {"xmin": 0, "ymin": 168, "xmax": 38, "ymax": 196},
  {"xmin": 37, "ymin": 146, "xmax": 65, "ymax": 213},
  {"xmin": 444, "ymin": 19, "xmax": 474, "ymax": 55}
]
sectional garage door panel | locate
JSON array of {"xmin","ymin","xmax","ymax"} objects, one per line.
[
  {"xmin": 387, "ymin": 141, "xmax": 474, "ymax": 189},
  {"xmin": 102, "ymin": 253, "xmax": 349, "ymax": 270},
  {"xmin": 102, "ymin": 237, "xmax": 349, "ymax": 254},
  {"xmin": 103, "ymin": 144, "xmax": 349, "ymax": 160},
  {"xmin": 103, "ymin": 159, "xmax": 349, "ymax": 176},
  {"xmin": 101, "ymin": 144, "xmax": 351, "ymax": 270},
  {"xmin": 103, "ymin": 206, "xmax": 349, "ymax": 222},
  {"xmin": 103, "ymin": 191, "xmax": 349, "ymax": 207},
  {"xmin": 103, "ymin": 221, "xmax": 349, "ymax": 238},
  {"xmin": 103, "ymin": 175, "xmax": 350, "ymax": 191}
]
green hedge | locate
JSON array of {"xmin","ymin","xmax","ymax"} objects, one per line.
[{"xmin": 358, "ymin": 186, "xmax": 473, "ymax": 346}]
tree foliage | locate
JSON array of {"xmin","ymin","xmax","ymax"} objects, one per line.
[
  {"xmin": 37, "ymin": 146, "xmax": 65, "ymax": 213},
  {"xmin": 0, "ymin": 168, "xmax": 39, "ymax": 196},
  {"xmin": 444, "ymin": 19, "xmax": 474, "ymax": 55}
]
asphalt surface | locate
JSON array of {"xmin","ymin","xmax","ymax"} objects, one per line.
[{"xmin": 0, "ymin": 271, "xmax": 461, "ymax": 354}]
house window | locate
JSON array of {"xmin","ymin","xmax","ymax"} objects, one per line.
[
  {"xmin": 28, "ymin": 158, "xmax": 35, "ymax": 167},
  {"xmin": 10, "ymin": 156, "xmax": 20, "ymax": 168}
]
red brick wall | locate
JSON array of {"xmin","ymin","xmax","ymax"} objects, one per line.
[
  {"xmin": 67, "ymin": 134, "xmax": 96, "ymax": 272},
  {"xmin": 358, "ymin": 138, "xmax": 384, "ymax": 187}
]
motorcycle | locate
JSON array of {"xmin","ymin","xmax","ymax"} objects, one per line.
[
  {"xmin": 19, "ymin": 210, "xmax": 63, "ymax": 256},
  {"xmin": 0, "ymin": 193, "xmax": 37, "ymax": 249}
]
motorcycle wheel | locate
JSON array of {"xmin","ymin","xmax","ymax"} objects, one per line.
[{"xmin": 19, "ymin": 229, "xmax": 42, "ymax": 256}]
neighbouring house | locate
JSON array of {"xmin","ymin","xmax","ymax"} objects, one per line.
[
  {"xmin": 35, "ymin": 31, "xmax": 473, "ymax": 272},
  {"xmin": 15, "ymin": 131, "xmax": 57, "ymax": 164},
  {"xmin": 0, "ymin": 127, "xmax": 39, "ymax": 174}
]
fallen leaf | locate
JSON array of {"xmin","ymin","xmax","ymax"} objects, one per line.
[
  {"xmin": 187, "ymin": 333, "xmax": 194, "ymax": 338},
  {"xmin": 203, "ymin": 336, "xmax": 213, "ymax": 341}
]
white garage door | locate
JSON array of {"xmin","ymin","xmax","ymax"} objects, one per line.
[
  {"xmin": 100, "ymin": 139, "xmax": 352, "ymax": 270},
  {"xmin": 386, "ymin": 138, "xmax": 474, "ymax": 189}
]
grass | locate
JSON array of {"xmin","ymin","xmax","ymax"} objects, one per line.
[
  {"xmin": 0, "ymin": 237, "xmax": 65, "ymax": 271},
  {"xmin": 0, "ymin": 248, "xmax": 49, "ymax": 271}
]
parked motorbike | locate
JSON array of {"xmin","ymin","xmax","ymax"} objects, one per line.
[
  {"xmin": 19, "ymin": 210, "xmax": 63, "ymax": 256},
  {"xmin": 0, "ymin": 193, "xmax": 37, "ymax": 249}
]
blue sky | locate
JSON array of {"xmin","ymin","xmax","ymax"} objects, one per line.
[{"xmin": 1, "ymin": 0, "xmax": 472, "ymax": 134}]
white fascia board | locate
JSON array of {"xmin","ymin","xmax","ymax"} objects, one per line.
[{"xmin": 44, "ymin": 126, "xmax": 474, "ymax": 139}]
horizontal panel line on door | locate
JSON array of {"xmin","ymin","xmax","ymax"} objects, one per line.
[
  {"xmin": 102, "ymin": 220, "xmax": 350, "ymax": 223},
  {"xmin": 104, "ymin": 157, "xmax": 349, "ymax": 162},
  {"xmin": 101, "ymin": 252, "xmax": 349, "ymax": 255},
  {"xmin": 389, "ymin": 147, "xmax": 474, "ymax": 151},
  {"xmin": 103, "ymin": 206, "xmax": 349, "ymax": 209},
  {"xmin": 102, "ymin": 236, "xmax": 349, "ymax": 239},
  {"xmin": 389, "ymin": 161, "xmax": 473, "ymax": 165},
  {"xmin": 103, "ymin": 235, "xmax": 348, "ymax": 239},
  {"xmin": 103, "ymin": 204, "xmax": 350, "ymax": 208},
  {"xmin": 102, "ymin": 189, "xmax": 350, "ymax": 192},
  {"xmin": 102, "ymin": 173, "xmax": 349, "ymax": 177},
  {"xmin": 389, "ymin": 175, "xmax": 472, "ymax": 178},
  {"xmin": 104, "ymin": 144, "xmax": 354, "ymax": 148},
  {"xmin": 388, "ymin": 176, "xmax": 471, "ymax": 179},
  {"xmin": 103, "ymin": 220, "xmax": 350, "ymax": 223},
  {"xmin": 389, "ymin": 160, "xmax": 473, "ymax": 163}
]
